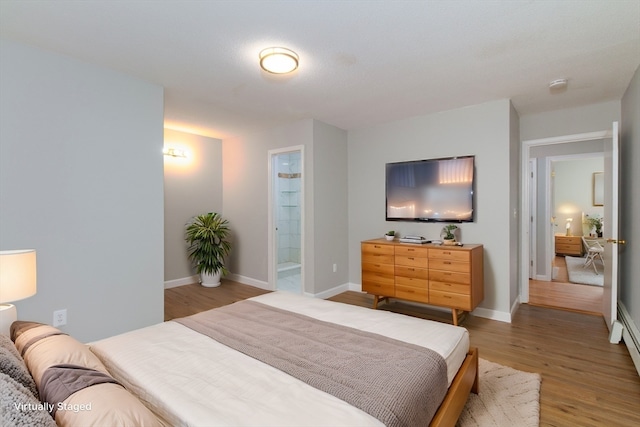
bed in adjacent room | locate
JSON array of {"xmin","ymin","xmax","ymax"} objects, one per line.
[{"xmin": 7, "ymin": 291, "xmax": 478, "ymax": 427}]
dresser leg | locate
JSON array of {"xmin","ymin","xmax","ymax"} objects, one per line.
[{"xmin": 452, "ymin": 309, "xmax": 467, "ymax": 326}]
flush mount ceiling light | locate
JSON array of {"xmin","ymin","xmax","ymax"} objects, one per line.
[{"xmin": 259, "ymin": 47, "xmax": 299, "ymax": 74}]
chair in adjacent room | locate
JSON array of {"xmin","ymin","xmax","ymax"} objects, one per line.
[{"xmin": 582, "ymin": 237, "xmax": 604, "ymax": 274}]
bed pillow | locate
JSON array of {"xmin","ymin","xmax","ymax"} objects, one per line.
[
  {"xmin": 0, "ymin": 334, "xmax": 39, "ymax": 398},
  {"xmin": 11, "ymin": 322, "xmax": 162, "ymax": 427},
  {"xmin": 0, "ymin": 372, "xmax": 56, "ymax": 427}
]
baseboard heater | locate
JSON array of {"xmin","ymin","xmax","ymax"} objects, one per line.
[{"xmin": 618, "ymin": 302, "xmax": 640, "ymax": 376}]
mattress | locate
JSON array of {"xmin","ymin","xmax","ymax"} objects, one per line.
[{"xmin": 89, "ymin": 292, "xmax": 469, "ymax": 427}]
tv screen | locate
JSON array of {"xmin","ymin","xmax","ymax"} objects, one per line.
[{"xmin": 386, "ymin": 156, "xmax": 475, "ymax": 222}]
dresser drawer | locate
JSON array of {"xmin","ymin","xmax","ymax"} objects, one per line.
[
  {"xmin": 429, "ymin": 259, "xmax": 470, "ymax": 273},
  {"xmin": 362, "ymin": 252, "xmax": 394, "ymax": 264},
  {"xmin": 396, "ymin": 285, "xmax": 429, "ymax": 303},
  {"xmin": 430, "ymin": 290, "xmax": 471, "ymax": 310},
  {"xmin": 429, "ymin": 248, "xmax": 469, "ymax": 262},
  {"xmin": 362, "ymin": 262, "xmax": 394, "ymax": 276},
  {"xmin": 362, "ymin": 270, "xmax": 395, "ymax": 286},
  {"xmin": 429, "ymin": 270, "xmax": 470, "ymax": 285},
  {"xmin": 362, "ymin": 243, "xmax": 395, "ymax": 256},
  {"xmin": 395, "ymin": 275, "xmax": 428, "ymax": 289},
  {"xmin": 395, "ymin": 255, "xmax": 428, "ymax": 268},
  {"xmin": 395, "ymin": 245, "xmax": 429, "ymax": 258},
  {"xmin": 395, "ymin": 265, "xmax": 428, "ymax": 279},
  {"xmin": 362, "ymin": 281, "xmax": 395, "ymax": 296},
  {"xmin": 555, "ymin": 243, "xmax": 582, "ymax": 255},
  {"xmin": 430, "ymin": 280, "xmax": 470, "ymax": 295}
]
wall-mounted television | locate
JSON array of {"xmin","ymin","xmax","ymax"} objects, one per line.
[{"xmin": 386, "ymin": 155, "xmax": 475, "ymax": 222}]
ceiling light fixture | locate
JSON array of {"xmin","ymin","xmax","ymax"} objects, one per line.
[{"xmin": 259, "ymin": 47, "xmax": 299, "ymax": 74}]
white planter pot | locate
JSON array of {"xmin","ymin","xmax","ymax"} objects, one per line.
[{"xmin": 200, "ymin": 271, "xmax": 222, "ymax": 287}]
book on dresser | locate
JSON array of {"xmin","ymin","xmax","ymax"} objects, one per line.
[{"xmin": 361, "ymin": 238, "xmax": 484, "ymax": 326}]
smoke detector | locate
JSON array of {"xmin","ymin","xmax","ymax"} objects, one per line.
[{"xmin": 549, "ymin": 78, "xmax": 568, "ymax": 90}]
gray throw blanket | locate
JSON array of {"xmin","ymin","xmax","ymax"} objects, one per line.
[{"xmin": 175, "ymin": 300, "xmax": 447, "ymax": 427}]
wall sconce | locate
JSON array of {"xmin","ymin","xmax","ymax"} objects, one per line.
[{"xmin": 163, "ymin": 147, "xmax": 188, "ymax": 158}]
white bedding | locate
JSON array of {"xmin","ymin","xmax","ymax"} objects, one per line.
[{"xmin": 90, "ymin": 292, "xmax": 469, "ymax": 427}]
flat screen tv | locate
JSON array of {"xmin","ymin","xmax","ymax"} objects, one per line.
[{"xmin": 385, "ymin": 155, "xmax": 475, "ymax": 222}]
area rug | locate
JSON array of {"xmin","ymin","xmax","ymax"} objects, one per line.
[
  {"xmin": 457, "ymin": 359, "xmax": 541, "ymax": 427},
  {"xmin": 565, "ymin": 256, "xmax": 604, "ymax": 286}
]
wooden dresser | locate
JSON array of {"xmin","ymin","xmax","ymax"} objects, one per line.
[
  {"xmin": 555, "ymin": 235, "xmax": 583, "ymax": 256},
  {"xmin": 361, "ymin": 238, "xmax": 484, "ymax": 325}
]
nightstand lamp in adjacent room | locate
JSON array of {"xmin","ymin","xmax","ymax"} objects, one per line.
[{"xmin": 0, "ymin": 250, "xmax": 37, "ymax": 336}]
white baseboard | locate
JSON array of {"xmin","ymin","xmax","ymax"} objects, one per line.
[
  {"xmin": 164, "ymin": 275, "xmax": 199, "ymax": 289},
  {"xmin": 307, "ymin": 283, "xmax": 351, "ymax": 299},
  {"xmin": 225, "ymin": 273, "xmax": 271, "ymax": 291},
  {"xmin": 471, "ymin": 306, "xmax": 512, "ymax": 323},
  {"xmin": 618, "ymin": 302, "xmax": 640, "ymax": 376}
]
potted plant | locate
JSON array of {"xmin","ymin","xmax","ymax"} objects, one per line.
[
  {"xmin": 584, "ymin": 215, "xmax": 603, "ymax": 237},
  {"xmin": 442, "ymin": 224, "xmax": 458, "ymax": 245},
  {"xmin": 385, "ymin": 230, "xmax": 395, "ymax": 241},
  {"xmin": 185, "ymin": 212, "xmax": 232, "ymax": 287}
]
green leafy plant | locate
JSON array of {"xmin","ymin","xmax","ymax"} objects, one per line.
[
  {"xmin": 185, "ymin": 212, "xmax": 232, "ymax": 276},
  {"xmin": 584, "ymin": 215, "xmax": 603, "ymax": 235},
  {"xmin": 443, "ymin": 224, "xmax": 458, "ymax": 240},
  {"xmin": 385, "ymin": 230, "xmax": 395, "ymax": 236}
]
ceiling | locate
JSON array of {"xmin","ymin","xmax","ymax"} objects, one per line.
[{"xmin": 1, "ymin": 1, "xmax": 639, "ymax": 139}]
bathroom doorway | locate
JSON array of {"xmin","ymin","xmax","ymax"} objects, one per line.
[{"xmin": 268, "ymin": 146, "xmax": 304, "ymax": 294}]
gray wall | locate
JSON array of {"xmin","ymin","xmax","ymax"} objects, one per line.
[
  {"xmin": 620, "ymin": 65, "xmax": 640, "ymax": 337},
  {"xmin": 222, "ymin": 119, "xmax": 349, "ymax": 296},
  {"xmin": 163, "ymin": 129, "xmax": 223, "ymax": 284},
  {"xmin": 312, "ymin": 121, "xmax": 349, "ymax": 294},
  {"xmin": 0, "ymin": 40, "xmax": 164, "ymax": 342},
  {"xmin": 347, "ymin": 99, "xmax": 517, "ymax": 319},
  {"xmin": 520, "ymin": 101, "xmax": 621, "ymax": 141}
]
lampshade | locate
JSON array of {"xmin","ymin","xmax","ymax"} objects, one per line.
[
  {"xmin": 0, "ymin": 250, "xmax": 37, "ymax": 303},
  {"xmin": 259, "ymin": 47, "xmax": 299, "ymax": 74}
]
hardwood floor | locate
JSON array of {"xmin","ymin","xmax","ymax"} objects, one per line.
[
  {"xmin": 529, "ymin": 256, "xmax": 603, "ymax": 314},
  {"xmin": 165, "ymin": 280, "xmax": 640, "ymax": 427}
]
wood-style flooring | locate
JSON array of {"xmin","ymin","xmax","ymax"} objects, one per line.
[
  {"xmin": 529, "ymin": 256, "xmax": 603, "ymax": 315},
  {"xmin": 165, "ymin": 280, "xmax": 640, "ymax": 427}
]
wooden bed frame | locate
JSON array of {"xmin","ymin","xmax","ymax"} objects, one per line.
[{"xmin": 430, "ymin": 347, "xmax": 479, "ymax": 427}]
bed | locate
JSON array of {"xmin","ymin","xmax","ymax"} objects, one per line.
[{"xmin": 4, "ymin": 291, "xmax": 478, "ymax": 427}]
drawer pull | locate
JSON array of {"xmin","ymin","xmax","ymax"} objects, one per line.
[
  {"xmin": 444, "ymin": 251, "xmax": 451, "ymax": 255},
  {"xmin": 444, "ymin": 261, "xmax": 451, "ymax": 265},
  {"xmin": 408, "ymin": 257, "xmax": 415, "ymax": 260},
  {"xmin": 408, "ymin": 249, "xmax": 415, "ymax": 251},
  {"xmin": 408, "ymin": 268, "xmax": 415, "ymax": 271},
  {"xmin": 374, "ymin": 245, "xmax": 381, "ymax": 248}
]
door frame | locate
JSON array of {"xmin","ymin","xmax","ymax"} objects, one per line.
[
  {"xmin": 267, "ymin": 145, "xmax": 305, "ymax": 292},
  {"xmin": 520, "ymin": 130, "xmax": 611, "ymax": 303}
]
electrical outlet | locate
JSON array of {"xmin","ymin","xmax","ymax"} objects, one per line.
[
  {"xmin": 333, "ymin": 263, "xmax": 337, "ymax": 273},
  {"xmin": 53, "ymin": 309, "xmax": 67, "ymax": 327}
]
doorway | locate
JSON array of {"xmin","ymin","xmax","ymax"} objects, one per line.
[
  {"xmin": 268, "ymin": 147, "xmax": 304, "ymax": 294},
  {"xmin": 521, "ymin": 130, "xmax": 612, "ymax": 314}
]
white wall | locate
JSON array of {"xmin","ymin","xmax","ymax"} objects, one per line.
[
  {"xmin": 0, "ymin": 40, "xmax": 164, "ymax": 342},
  {"xmin": 348, "ymin": 99, "xmax": 516, "ymax": 320},
  {"xmin": 163, "ymin": 129, "xmax": 223, "ymax": 285},
  {"xmin": 620, "ymin": 65, "xmax": 640, "ymax": 342}
]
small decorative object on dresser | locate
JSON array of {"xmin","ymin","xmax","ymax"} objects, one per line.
[
  {"xmin": 384, "ymin": 230, "xmax": 395, "ymax": 241},
  {"xmin": 442, "ymin": 224, "xmax": 458, "ymax": 245}
]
